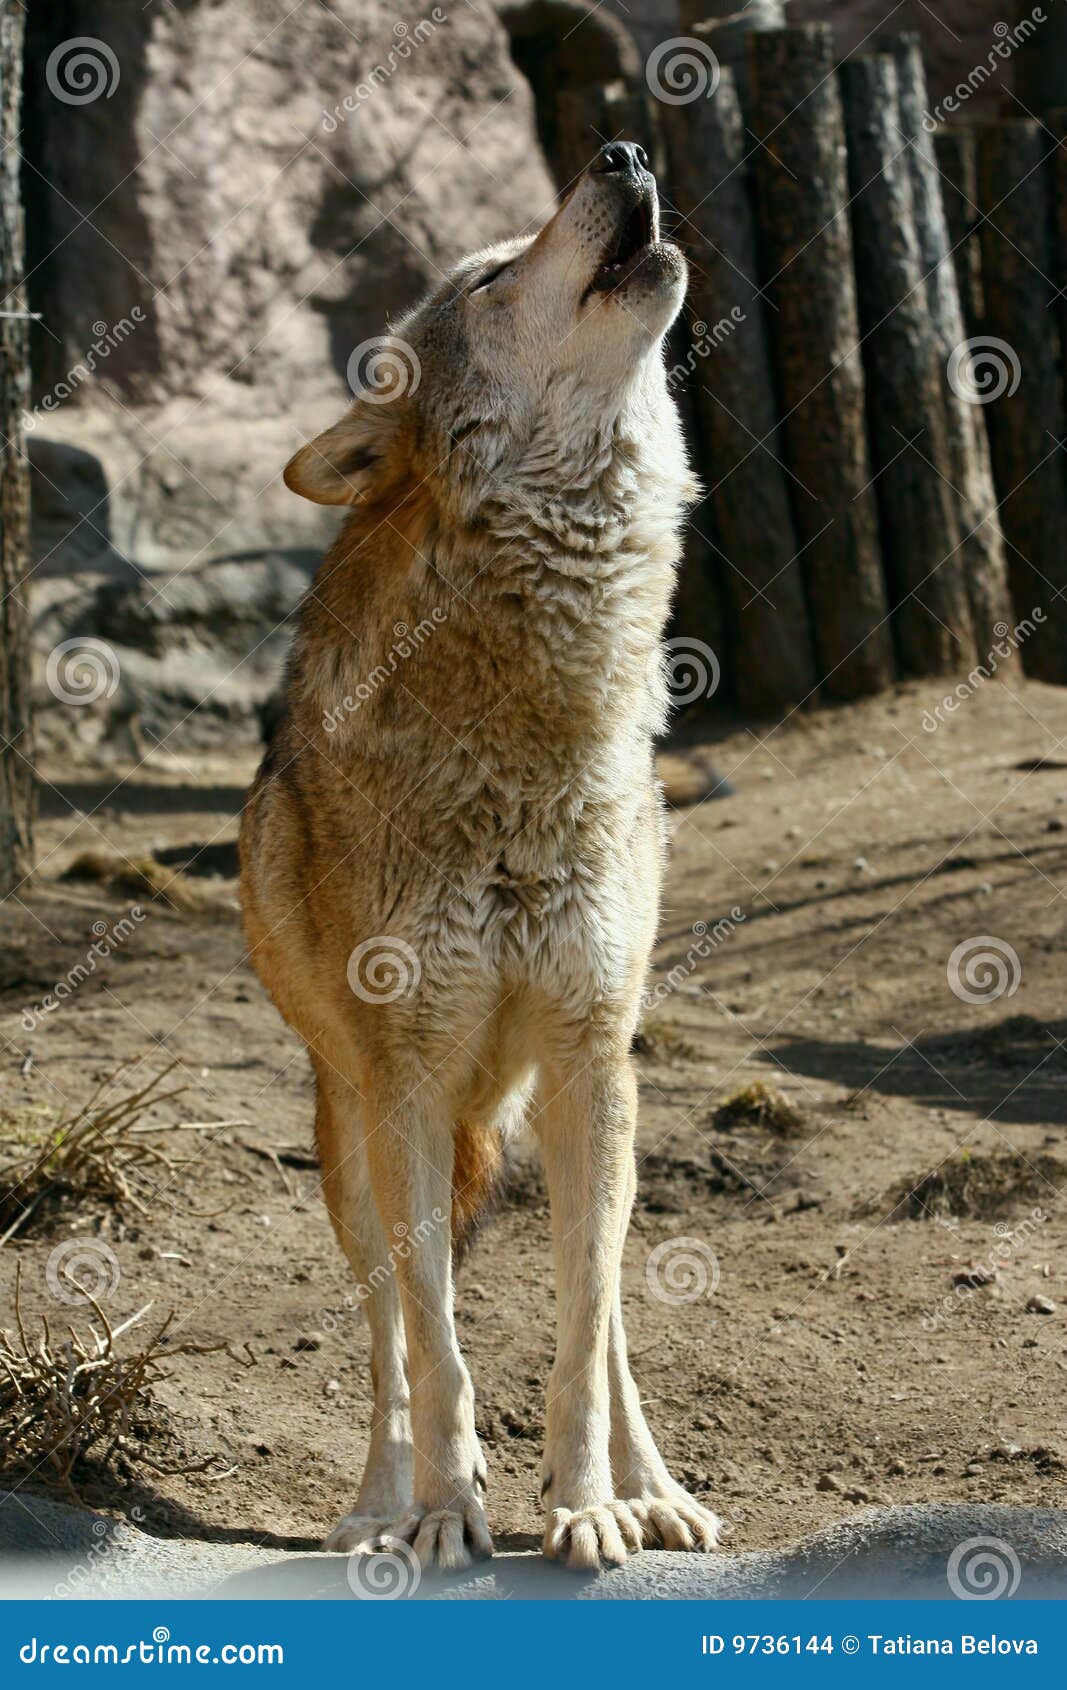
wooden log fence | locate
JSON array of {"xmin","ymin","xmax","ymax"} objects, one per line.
[
  {"xmin": 932, "ymin": 127, "xmax": 983, "ymax": 342},
  {"xmin": 888, "ymin": 35, "xmax": 1017, "ymax": 664},
  {"xmin": 976, "ymin": 120, "xmax": 1067, "ymax": 683},
  {"xmin": 528, "ymin": 15, "xmax": 1067, "ymax": 715},
  {"xmin": 841, "ymin": 53, "xmax": 974, "ymax": 677},
  {"xmin": 748, "ymin": 25, "xmax": 894, "ymax": 701},
  {"xmin": 661, "ymin": 67, "xmax": 816, "ymax": 713}
]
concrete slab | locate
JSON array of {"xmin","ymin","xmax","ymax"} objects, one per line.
[{"xmin": 1, "ymin": 1493, "xmax": 1065, "ymax": 1600}]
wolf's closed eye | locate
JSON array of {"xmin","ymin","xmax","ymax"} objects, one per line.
[{"xmin": 470, "ymin": 261, "xmax": 510, "ymax": 294}]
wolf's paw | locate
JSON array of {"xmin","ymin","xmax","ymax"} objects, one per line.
[
  {"xmin": 543, "ymin": 1501, "xmax": 643, "ymax": 1571},
  {"xmin": 323, "ymin": 1512, "xmax": 397, "ymax": 1553},
  {"xmin": 625, "ymin": 1492, "xmax": 721, "ymax": 1551},
  {"xmin": 389, "ymin": 1497, "xmax": 494, "ymax": 1572}
]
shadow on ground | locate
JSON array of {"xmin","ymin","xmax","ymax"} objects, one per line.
[
  {"xmin": 768, "ymin": 1015, "xmax": 1067, "ymax": 1129},
  {"xmin": 2, "ymin": 1494, "xmax": 1065, "ymax": 1601}
]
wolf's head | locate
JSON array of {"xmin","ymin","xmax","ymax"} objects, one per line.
[{"xmin": 285, "ymin": 143, "xmax": 688, "ymax": 517}]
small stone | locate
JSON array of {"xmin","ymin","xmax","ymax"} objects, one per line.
[
  {"xmin": 887, "ymin": 1457, "xmax": 908, "ymax": 1475},
  {"xmin": 294, "ymin": 1335, "xmax": 320, "ymax": 1352},
  {"xmin": 816, "ymin": 1472, "xmax": 843, "ymax": 1492},
  {"xmin": 853, "ymin": 855, "xmax": 873, "ymax": 874},
  {"xmin": 789, "ymin": 1190, "xmax": 823, "ymax": 1212},
  {"xmin": 1027, "ymin": 1295, "xmax": 1056, "ymax": 1315},
  {"xmin": 953, "ymin": 1265, "xmax": 997, "ymax": 1288},
  {"xmin": 324, "ymin": 1379, "xmax": 341, "ymax": 1395},
  {"xmin": 1047, "ymin": 817, "xmax": 1065, "ymax": 832}
]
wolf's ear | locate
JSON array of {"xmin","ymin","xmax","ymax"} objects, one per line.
[{"xmin": 283, "ymin": 401, "xmax": 402, "ymax": 506}]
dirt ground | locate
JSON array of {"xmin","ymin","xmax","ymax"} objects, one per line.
[{"xmin": 1, "ymin": 674, "xmax": 1065, "ymax": 1556}]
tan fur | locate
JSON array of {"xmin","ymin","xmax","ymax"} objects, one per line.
[{"xmin": 240, "ymin": 147, "xmax": 721, "ymax": 1571}]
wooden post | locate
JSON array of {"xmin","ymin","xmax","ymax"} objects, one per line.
[
  {"xmin": 934, "ymin": 126, "xmax": 984, "ymax": 340},
  {"xmin": 661, "ymin": 66, "xmax": 816, "ymax": 712},
  {"xmin": 1013, "ymin": 1, "xmax": 1067, "ymax": 115},
  {"xmin": 749, "ymin": 25, "xmax": 894, "ymax": 699},
  {"xmin": 888, "ymin": 36, "xmax": 1016, "ymax": 664},
  {"xmin": 1049, "ymin": 108, "xmax": 1067, "ymax": 410},
  {"xmin": 0, "ymin": 0, "xmax": 33, "ymax": 895},
  {"xmin": 977, "ymin": 119, "xmax": 1067, "ymax": 682},
  {"xmin": 554, "ymin": 85, "xmax": 660, "ymax": 189},
  {"xmin": 842, "ymin": 55, "xmax": 976, "ymax": 676},
  {"xmin": 677, "ymin": 1, "xmax": 786, "ymax": 111}
]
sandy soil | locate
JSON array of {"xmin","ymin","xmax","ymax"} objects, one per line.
[{"xmin": 1, "ymin": 674, "xmax": 1065, "ymax": 1555}]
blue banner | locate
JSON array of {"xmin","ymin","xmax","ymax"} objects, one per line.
[{"xmin": 2, "ymin": 1600, "xmax": 1064, "ymax": 1687}]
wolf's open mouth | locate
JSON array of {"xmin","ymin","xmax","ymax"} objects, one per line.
[{"xmin": 586, "ymin": 196, "xmax": 657, "ymax": 298}]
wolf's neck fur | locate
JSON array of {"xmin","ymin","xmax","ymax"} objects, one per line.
[{"xmin": 292, "ymin": 377, "xmax": 693, "ymax": 804}]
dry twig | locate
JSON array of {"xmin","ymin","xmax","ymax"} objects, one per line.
[
  {"xmin": 0, "ymin": 1262, "xmax": 234, "ymax": 1489},
  {"xmin": 0, "ymin": 1064, "xmax": 188, "ymax": 1242}
]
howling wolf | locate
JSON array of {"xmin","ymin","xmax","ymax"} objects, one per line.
[{"xmin": 240, "ymin": 141, "xmax": 720, "ymax": 1573}]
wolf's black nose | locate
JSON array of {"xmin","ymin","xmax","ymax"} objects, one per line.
[{"xmin": 592, "ymin": 141, "xmax": 650, "ymax": 177}]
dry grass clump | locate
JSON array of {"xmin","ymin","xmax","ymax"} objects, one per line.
[
  {"xmin": 0, "ymin": 1265, "xmax": 233, "ymax": 1490},
  {"xmin": 632, "ymin": 1019, "xmax": 704, "ymax": 1063},
  {"xmin": 883, "ymin": 1149, "xmax": 1064, "ymax": 1222},
  {"xmin": 62, "ymin": 850, "xmax": 208, "ymax": 913},
  {"xmin": 712, "ymin": 1079, "xmax": 809, "ymax": 1138},
  {"xmin": 0, "ymin": 1065, "xmax": 186, "ymax": 1243}
]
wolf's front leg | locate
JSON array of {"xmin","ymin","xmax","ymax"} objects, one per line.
[
  {"xmin": 535, "ymin": 1054, "xmax": 646, "ymax": 1570},
  {"xmin": 359, "ymin": 1088, "xmax": 492, "ymax": 1572},
  {"xmin": 607, "ymin": 1159, "xmax": 721, "ymax": 1551}
]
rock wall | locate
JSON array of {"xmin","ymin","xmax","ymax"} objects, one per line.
[
  {"xmin": 23, "ymin": 1, "xmax": 554, "ymax": 580},
  {"xmin": 21, "ymin": 1, "xmax": 555, "ymax": 752}
]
